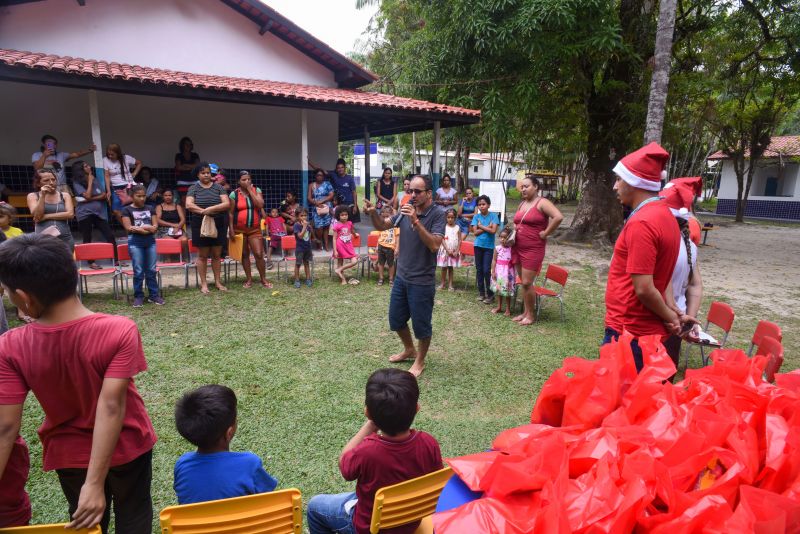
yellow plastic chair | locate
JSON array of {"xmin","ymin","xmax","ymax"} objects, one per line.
[
  {"xmin": 159, "ymin": 488, "xmax": 302, "ymax": 534},
  {"xmin": 0, "ymin": 525, "xmax": 101, "ymax": 533},
  {"xmin": 370, "ymin": 467, "xmax": 453, "ymax": 534}
]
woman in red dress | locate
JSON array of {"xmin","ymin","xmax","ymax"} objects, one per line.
[{"xmin": 512, "ymin": 175, "xmax": 564, "ymax": 325}]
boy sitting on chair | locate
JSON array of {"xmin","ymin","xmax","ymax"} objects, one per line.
[
  {"xmin": 173, "ymin": 384, "xmax": 278, "ymax": 504},
  {"xmin": 307, "ymin": 368, "xmax": 442, "ymax": 534}
]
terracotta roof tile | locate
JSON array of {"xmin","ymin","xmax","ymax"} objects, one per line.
[
  {"xmin": 708, "ymin": 136, "xmax": 800, "ymax": 159},
  {"xmin": 0, "ymin": 48, "xmax": 481, "ymax": 120}
]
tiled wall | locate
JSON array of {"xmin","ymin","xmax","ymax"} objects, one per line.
[
  {"xmin": 1, "ymin": 164, "xmax": 304, "ymax": 231},
  {"xmin": 716, "ymin": 198, "xmax": 800, "ymax": 220}
]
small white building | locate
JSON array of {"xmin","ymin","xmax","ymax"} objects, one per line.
[
  {"xmin": 708, "ymin": 135, "xmax": 800, "ymax": 220},
  {"xmin": 0, "ymin": 0, "xmax": 480, "ymax": 210},
  {"xmin": 353, "ymin": 146, "xmax": 523, "ymax": 185}
]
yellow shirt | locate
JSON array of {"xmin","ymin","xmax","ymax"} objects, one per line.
[
  {"xmin": 378, "ymin": 227, "xmax": 399, "ymax": 250},
  {"xmin": 1, "ymin": 226, "xmax": 23, "ymax": 239}
]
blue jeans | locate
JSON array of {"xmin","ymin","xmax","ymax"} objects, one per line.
[
  {"xmin": 389, "ymin": 276, "xmax": 435, "ymax": 339},
  {"xmin": 307, "ymin": 492, "xmax": 356, "ymax": 534},
  {"xmin": 128, "ymin": 239, "xmax": 159, "ymax": 299},
  {"xmin": 602, "ymin": 327, "xmax": 644, "ymax": 372},
  {"xmin": 474, "ymin": 246, "xmax": 493, "ymax": 298}
]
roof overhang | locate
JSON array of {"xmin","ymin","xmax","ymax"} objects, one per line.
[{"xmin": 0, "ymin": 49, "xmax": 480, "ymax": 141}]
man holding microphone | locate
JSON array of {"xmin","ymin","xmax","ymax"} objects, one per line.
[{"xmin": 364, "ymin": 175, "xmax": 446, "ymax": 377}]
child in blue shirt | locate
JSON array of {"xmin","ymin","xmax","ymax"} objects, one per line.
[
  {"xmin": 173, "ymin": 385, "xmax": 278, "ymax": 504},
  {"xmin": 470, "ymin": 195, "xmax": 500, "ymax": 304}
]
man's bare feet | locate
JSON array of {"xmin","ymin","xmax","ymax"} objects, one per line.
[
  {"xmin": 389, "ymin": 349, "xmax": 416, "ymax": 363},
  {"xmin": 216, "ymin": 283, "xmax": 228, "ymax": 292},
  {"xmin": 408, "ymin": 362, "xmax": 425, "ymax": 377},
  {"xmin": 512, "ymin": 314, "xmax": 526, "ymax": 322},
  {"xmin": 518, "ymin": 316, "xmax": 534, "ymax": 326},
  {"xmin": 200, "ymin": 286, "xmax": 210, "ymax": 295}
]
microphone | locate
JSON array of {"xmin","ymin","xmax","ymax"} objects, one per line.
[{"xmin": 393, "ymin": 198, "xmax": 415, "ymax": 227}]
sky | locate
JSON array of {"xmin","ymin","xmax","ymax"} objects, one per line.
[{"xmin": 261, "ymin": 0, "xmax": 379, "ymax": 56}]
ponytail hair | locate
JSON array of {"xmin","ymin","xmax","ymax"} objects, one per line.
[{"xmin": 676, "ymin": 217, "xmax": 693, "ymax": 282}]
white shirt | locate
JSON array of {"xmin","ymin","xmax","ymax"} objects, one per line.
[
  {"xmin": 31, "ymin": 151, "xmax": 70, "ymax": 185},
  {"xmin": 104, "ymin": 155, "xmax": 138, "ymax": 188},
  {"xmin": 671, "ymin": 237, "xmax": 698, "ymax": 314}
]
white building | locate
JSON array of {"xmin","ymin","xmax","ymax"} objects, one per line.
[
  {"xmin": 708, "ymin": 136, "xmax": 800, "ymax": 220},
  {"xmin": 353, "ymin": 146, "xmax": 523, "ymax": 186},
  {"xmin": 0, "ymin": 0, "xmax": 479, "ymax": 210}
]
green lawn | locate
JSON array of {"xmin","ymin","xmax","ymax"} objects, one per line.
[{"xmin": 12, "ymin": 257, "xmax": 798, "ymax": 531}]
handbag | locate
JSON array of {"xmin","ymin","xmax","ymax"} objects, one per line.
[
  {"xmin": 200, "ymin": 215, "xmax": 218, "ymax": 238},
  {"xmin": 316, "ymin": 203, "xmax": 330, "ymax": 216}
]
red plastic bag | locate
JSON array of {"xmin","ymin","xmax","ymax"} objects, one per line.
[{"xmin": 713, "ymin": 485, "xmax": 800, "ymax": 534}]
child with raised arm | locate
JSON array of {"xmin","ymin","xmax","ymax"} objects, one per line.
[
  {"xmin": 173, "ymin": 385, "xmax": 278, "ymax": 505},
  {"xmin": 307, "ymin": 368, "xmax": 442, "ymax": 534},
  {"xmin": 0, "ymin": 233, "xmax": 157, "ymax": 533},
  {"xmin": 332, "ymin": 205, "xmax": 360, "ymax": 285},
  {"xmin": 293, "ymin": 209, "xmax": 313, "ymax": 288},
  {"xmin": 491, "ymin": 226, "xmax": 516, "ymax": 316},
  {"xmin": 376, "ymin": 206, "xmax": 399, "ymax": 286}
]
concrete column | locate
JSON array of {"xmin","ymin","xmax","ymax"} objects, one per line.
[
  {"xmin": 301, "ymin": 109, "xmax": 308, "ymax": 208},
  {"xmin": 432, "ymin": 120, "xmax": 441, "ymax": 191},
  {"xmin": 88, "ymin": 90, "xmax": 105, "ymax": 190},
  {"xmin": 364, "ymin": 125, "xmax": 371, "ymax": 201}
]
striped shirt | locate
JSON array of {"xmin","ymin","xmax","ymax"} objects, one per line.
[{"xmin": 230, "ymin": 187, "xmax": 263, "ymax": 229}]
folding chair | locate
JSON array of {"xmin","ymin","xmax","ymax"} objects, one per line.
[
  {"xmin": 74, "ymin": 243, "xmax": 119, "ymax": 300},
  {"xmin": 757, "ymin": 336, "xmax": 784, "ymax": 383},
  {"xmin": 683, "ymin": 301, "xmax": 735, "ymax": 369},
  {"xmin": 511, "ymin": 268, "xmax": 541, "ymax": 313},
  {"xmin": 278, "ymin": 235, "xmax": 297, "ymax": 280},
  {"xmin": 747, "ymin": 320, "xmax": 782, "ymax": 357},
  {"xmin": 0, "ymin": 525, "xmax": 100, "ymax": 533},
  {"xmin": 116, "ymin": 244, "xmax": 161, "ymax": 301},
  {"xmin": 459, "ymin": 241, "xmax": 475, "ymax": 288},
  {"xmin": 156, "ymin": 238, "xmax": 190, "ymax": 290},
  {"xmin": 365, "ymin": 232, "xmax": 380, "ymax": 279},
  {"xmin": 370, "ymin": 467, "xmax": 453, "ymax": 534},
  {"xmin": 159, "ymin": 488, "xmax": 303, "ymax": 534},
  {"xmin": 533, "ymin": 264, "xmax": 568, "ymax": 321}
]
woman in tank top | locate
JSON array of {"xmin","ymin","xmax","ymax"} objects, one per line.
[{"xmin": 27, "ymin": 167, "xmax": 75, "ymax": 251}]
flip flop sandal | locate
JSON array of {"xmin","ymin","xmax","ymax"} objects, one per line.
[{"xmin": 348, "ymin": 278, "xmax": 360, "ymax": 285}]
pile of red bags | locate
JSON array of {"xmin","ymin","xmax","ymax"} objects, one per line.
[{"xmin": 433, "ymin": 333, "xmax": 800, "ymax": 533}]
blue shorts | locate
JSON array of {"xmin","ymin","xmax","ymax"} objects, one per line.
[
  {"xmin": 389, "ymin": 276, "xmax": 435, "ymax": 339},
  {"xmin": 111, "ymin": 188, "xmax": 124, "ymax": 211}
]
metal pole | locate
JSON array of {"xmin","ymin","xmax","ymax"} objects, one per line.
[
  {"xmin": 88, "ymin": 90, "xmax": 104, "ymax": 190},
  {"xmin": 412, "ymin": 131, "xmax": 416, "ymax": 174},
  {"xmin": 364, "ymin": 125, "xmax": 371, "ymax": 201},
  {"xmin": 432, "ymin": 121, "xmax": 441, "ymax": 191},
  {"xmin": 301, "ymin": 109, "xmax": 308, "ymax": 208}
]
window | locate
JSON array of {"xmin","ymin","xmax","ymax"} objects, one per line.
[{"xmin": 473, "ymin": 165, "xmax": 478, "ymax": 172}]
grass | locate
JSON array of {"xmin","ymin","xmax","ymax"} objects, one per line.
[{"xmin": 11, "ymin": 254, "xmax": 797, "ymax": 532}]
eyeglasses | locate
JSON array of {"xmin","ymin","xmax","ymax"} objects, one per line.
[{"xmin": 409, "ymin": 188, "xmax": 430, "ymax": 195}]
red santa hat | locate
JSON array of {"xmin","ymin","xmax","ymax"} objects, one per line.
[
  {"xmin": 662, "ymin": 176, "xmax": 702, "ymax": 219},
  {"xmin": 612, "ymin": 142, "xmax": 670, "ymax": 192}
]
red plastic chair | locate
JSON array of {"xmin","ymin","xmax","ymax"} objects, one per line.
[
  {"xmin": 75, "ymin": 243, "xmax": 119, "ymax": 300},
  {"xmin": 278, "ymin": 235, "xmax": 297, "ymax": 280},
  {"xmin": 511, "ymin": 268, "xmax": 541, "ymax": 313},
  {"xmin": 757, "ymin": 336, "xmax": 784, "ymax": 383},
  {"xmin": 116, "ymin": 244, "xmax": 161, "ymax": 302},
  {"xmin": 684, "ymin": 301, "xmax": 735, "ymax": 368},
  {"xmin": 156, "ymin": 238, "xmax": 189, "ymax": 290},
  {"xmin": 365, "ymin": 233, "xmax": 380, "ymax": 279},
  {"xmin": 533, "ymin": 264, "xmax": 568, "ymax": 321},
  {"xmin": 747, "ymin": 320, "xmax": 782, "ymax": 357},
  {"xmin": 459, "ymin": 240, "xmax": 475, "ymax": 288}
]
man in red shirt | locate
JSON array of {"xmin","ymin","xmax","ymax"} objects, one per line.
[
  {"xmin": 307, "ymin": 368, "xmax": 442, "ymax": 534},
  {"xmin": 0, "ymin": 234, "xmax": 157, "ymax": 534},
  {"xmin": 603, "ymin": 142, "xmax": 683, "ymax": 371}
]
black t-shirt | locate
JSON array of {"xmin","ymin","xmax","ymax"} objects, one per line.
[{"xmin": 122, "ymin": 205, "xmax": 156, "ymax": 244}]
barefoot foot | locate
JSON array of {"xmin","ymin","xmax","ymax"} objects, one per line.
[
  {"xmin": 518, "ymin": 317, "xmax": 534, "ymax": 326},
  {"xmin": 408, "ymin": 362, "xmax": 425, "ymax": 377},
  {"xmin": 512, "ymin": 314, "xmax": 526, "ymax": 322},
  {"xmin": 389, "ymin": 349, "xmax": 416, "ymax": 363},
  {"xmin": 243, "ymin": 280, "xmax": 253, "ymax": 288},
  {"xmin": 491, "ymin": 307, "xmax": 501, "ymax": 314},
  {"xmin": 200, "ymin": 286, "xmax": 210, "ymax": 295},
  {"xmin": 504, "ymin": 309, "xmax": 512, "ymax": 317},
  {"xmin": 216, "ymin": 284, "xmax": 228, "ymax": 292}
]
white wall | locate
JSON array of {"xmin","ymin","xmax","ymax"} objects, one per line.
[
  {"xmin": 0, "ymin": 81, "xmax": 338, "ymax": 169},
  {"xmin": 0, "ymin": 0, "xmax": 336, "ymax": 87},
  {"xmin": 717, "ymin": 160, "xmax": 800, "ymax": 200}
]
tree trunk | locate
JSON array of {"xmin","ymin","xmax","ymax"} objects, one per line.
[
  {"xmin": 644, "ymin": 0, "xmax": 677, "ymax": 144},
  {"xmin": 454, "ymin": 139, "xmax": 463, "ymax": 191},
  {"xmin": 462, "ymin": 146, "xmax": 471, "ymax": 190}
]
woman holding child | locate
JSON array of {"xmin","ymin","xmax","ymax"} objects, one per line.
[
  {"xmin": 229, "ymin": 171, "xmax": 271, "ymax": 289},
  {"xmin": 511, "ymin": 175, "xmax": 563, "ymax": 325},
  {"xmin": 186, "ymin": 162, "xmax": 230, "ymax": 294}
]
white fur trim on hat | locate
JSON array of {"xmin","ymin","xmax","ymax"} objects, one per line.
[
  {"xmin": 669, "ymin": 207, "xmax": 690, "ymax": 220},
  {"xmin": 613, "ymin": 161, "xmax": 662, "ymax": 191}
]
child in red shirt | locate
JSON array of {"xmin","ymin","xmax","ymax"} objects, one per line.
[
  {"xmin": 307, "ymin": 369, "xmax": 442, "ymax": 534},
  {"xmin": 0, "ymin": 234, "xmax": 157, "ymax": 534}
]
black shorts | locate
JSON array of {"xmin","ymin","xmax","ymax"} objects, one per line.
[
  {"xmin": 295, "ymin": 249, "xmax": 313, "ymax": 265},
  {"xmin": 377, "ymin": 245, "xmax": 395, "ymax": 266}
]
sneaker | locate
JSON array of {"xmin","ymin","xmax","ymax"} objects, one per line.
[
  {"xmin": 132, "ymin": 297, "xmax": 144, "ymax": 308},
  {"xmin": 148, "ymin": 296, "xmax": 165, "ymax": 305},
  {"xmin": 483, "ymin": 296, "xmax": 495, "ymax": 304},
  {"xmin": 305, "ymin": 279, "xmax": 313, "ymax": 287},
  {"xmin": 476, "ymin": 295, "xmax": 486, "ymax": 301},
  {"xmin": 294, "ymin": 280, "xmax": 301, "ymax": 289}
]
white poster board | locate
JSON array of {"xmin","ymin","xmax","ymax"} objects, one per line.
[{"xmin": 478, "ymin": 181, "xmax": 507, "ymax": 223}]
